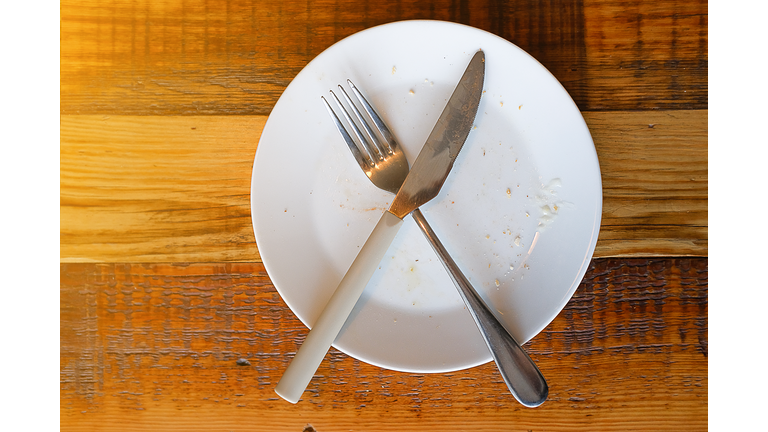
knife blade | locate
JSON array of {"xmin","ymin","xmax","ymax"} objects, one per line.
[
  {"xmin": 388, "ymin": 51, "xmax": 484, "ymax": 218},
  {"xmin": 275, "ymin": 51, "xmax": 486, "ymax": 404}
]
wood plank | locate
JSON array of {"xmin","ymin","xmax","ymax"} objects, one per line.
[
  {"xmin": 60, "ymin": 0, "xmax": 707, "ymax": 115},
  {"xmin": 60, "ymin": 259, "xmax": 708, "ymax": 431},
  {"xmin": 60, "ymin": 110, "xmax": 707, "ymax": 263},
  {"xmin": 587, "ymin": 110, "xmax": 708, "ymax": 257},
  {"xmin": 61, "ymin": 115, "xmax": 264, "ymax": 262}
]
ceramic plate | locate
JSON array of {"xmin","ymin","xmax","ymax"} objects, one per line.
[{"xmin": 251, "ymin": 20, "xmax": 602, "ymax": 373}]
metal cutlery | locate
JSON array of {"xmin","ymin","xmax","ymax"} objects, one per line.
[{"xmin": 275, "ymin": 51, "xmax": 548, "ymax": 407}]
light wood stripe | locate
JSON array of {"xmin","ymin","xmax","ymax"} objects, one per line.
[{"xmin": 60, "ymin": 110, "xmax": 707, "ymax": 263}]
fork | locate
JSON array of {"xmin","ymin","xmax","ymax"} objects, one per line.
[{"xmin": 274, "ymin": 80, "xmax": 548, "ymax": 407}]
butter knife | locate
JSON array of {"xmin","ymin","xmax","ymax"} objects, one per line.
[{"xmin": 276, "ymin": 50, "xmax": 547, "ymax": 407}]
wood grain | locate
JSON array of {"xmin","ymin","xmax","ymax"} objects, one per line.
[
  {"xmin": 61, "ymin": 115, "xmax": 265, "ymax": 262},
  {"xmin": 60, "ymin": 258, "xmax": 708, "ymax": 431},
  {"xmin": 60, "ymin": 0, "xmax": 707, "ymax": 114},
  {"xmin": 588, "ymin": 110, "xmax": 708, "ymax": 256},
  {"xmin": 59, "ymin": 0, "xmax": 709, "ymax": 429},
  {"xmin": 60, "ymin": 110, "xmax": 707, "ymax": 263}
]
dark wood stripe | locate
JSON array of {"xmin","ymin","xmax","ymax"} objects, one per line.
[
  {"xmin": 61, "ymin": 259, "xmax": 707, "ymax": 430},
  {"xmin": 60, "ymin": 0, "xmax": 707, "ymax": 115}
]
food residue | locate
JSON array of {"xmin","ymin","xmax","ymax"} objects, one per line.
[{"xmin": 535, "ymin": 178, "xmax": 564, "ymax": 230}]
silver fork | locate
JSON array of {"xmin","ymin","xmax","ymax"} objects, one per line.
[
  {"xmin": 320, "ymin": 81, "xmax": 548, "ymax": 407},
  {"xmin": 321, "ymin": 81, "xmax": 409, "ymax": 195}
]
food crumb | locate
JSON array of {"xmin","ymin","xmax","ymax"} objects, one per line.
[
  {"xmin": 519, "ymin": 104, "xmax": 523, "ymax": 110},
  {"xmin": 500, "ymin": 101, "xmax": 504, "ymax": 107},
  {"xmin": 392, "ymin": 66, "xmax": 397, "ymax": 74},
  {"xmin": 506, "ymin": 188, "xmax": 511, "ymax": 197},
  {"xmin": 409, "ymin": 89, "xmax": 415, "ymax": 95},
  {"xmin": 486, "ymin": 235, "xmax": 490, "ymax": 239},
  {"xmin": 495, "ymin": 279, "xmax": 500, "ymax": 287},
  {"xmin": 514, "ymin": 236, "xmax": 521, "ymax": 246},
  {"xmin": 509, "ymin": 264, "xmax": 514, "ymax": 270}
]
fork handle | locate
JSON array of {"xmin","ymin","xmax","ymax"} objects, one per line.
[
  {"xmin": 411, "ymin": 208, "xmax": 549, "ymax": 407},
  {"xmin": 275, "ymin": 210, "xmax": 403, "ymax": 404}
]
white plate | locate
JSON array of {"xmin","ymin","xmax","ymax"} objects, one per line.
[{"xmin": 251, "ymin": 20, "xmax": 602, "ymax": 373}]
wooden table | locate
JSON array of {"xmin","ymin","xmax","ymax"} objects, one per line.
[{"xmin": 61, "ymin": 1, "xmax": 708, "ymax": 430}]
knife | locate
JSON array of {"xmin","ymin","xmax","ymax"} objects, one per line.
[{"xmin": 276, "ymin": 51, "xmax": 546, "ymax": 406}]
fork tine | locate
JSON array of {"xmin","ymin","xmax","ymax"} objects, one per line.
[
  {"xmin": 329, "ymin": 89, "xmax": 380, "ymax": 165},
  {"xmin": 322, "ymin": 95, "xmax": 370, "ymax": 171},
  {"xmin": 348, "ymin": 80, "xmax": 397, "ymax": 155},
  {"xmin": 336, "ymin": 85, "xmax": 385, "ymax": 160},
  {"xmin": 323, "ymin": 81, "xmax": 409, "ymax": 195}
]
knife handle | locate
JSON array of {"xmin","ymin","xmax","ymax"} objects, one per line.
[
  {"xmin": 411, "ymin": 208, "xmax": 549, "ymax": 407},
  {"xmin": 275, "ymin": 210, "xmax": 403, "ymax": 404}
]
